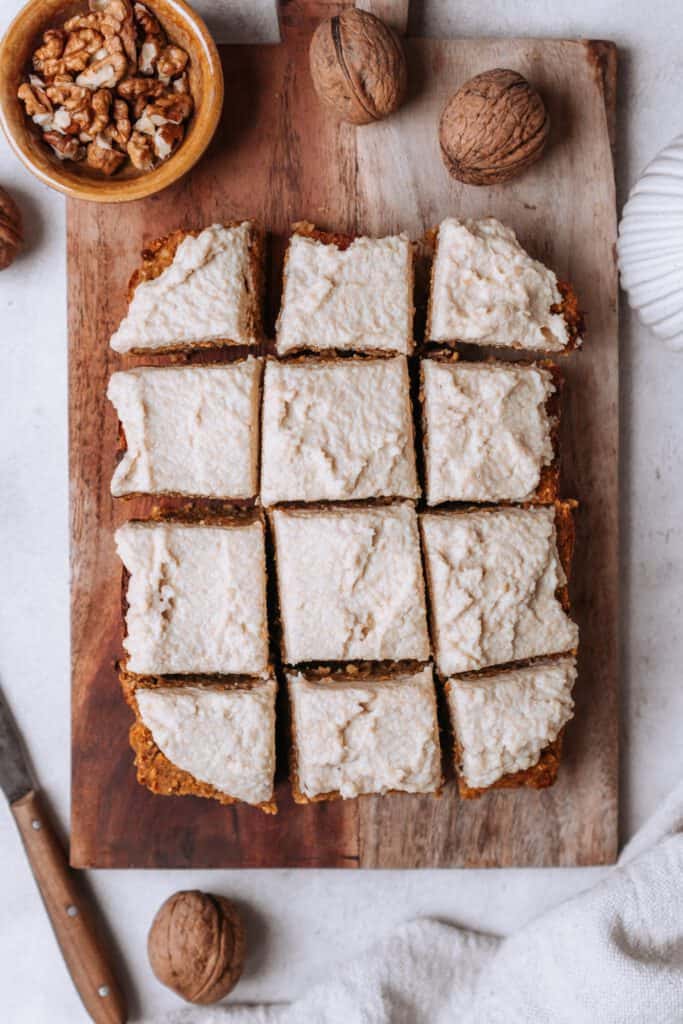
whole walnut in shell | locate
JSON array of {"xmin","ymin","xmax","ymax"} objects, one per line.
[
  {"xmin": 439, "ymin": 68, "xmax": 550, "ymax": 186},
  {"xmin": 309, "ymin": 8, "xmax": 407, "ymax": 125},
  {"xmin": 0, "ymin": 187, "xmax": 23, "ymax": 270},
  {"xmin": 148, "ymin": 890, "xmax": 245, "ymax": 1005}
]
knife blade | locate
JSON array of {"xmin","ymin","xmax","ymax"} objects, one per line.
[
  {"xmin": 0, "ymin": 687, "xmax": 127, "ymax": 1023},
  {"xmin": 0, "ymin": 685, "xmax": 33, "ymax": 804}
]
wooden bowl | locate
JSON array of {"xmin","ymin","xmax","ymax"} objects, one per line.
[{"xmin": 0, "ymin": 0, "xmax": 223, "ymax": 203}]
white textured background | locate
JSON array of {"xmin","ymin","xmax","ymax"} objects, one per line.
[{"xmin": 1, "ymin": 1, "xmax": 682, "ymax": 1020}]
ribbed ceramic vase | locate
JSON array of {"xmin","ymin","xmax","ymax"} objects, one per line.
[{"xmin": 618, "ymin": 133, "xmax": 683, "ymax": 350}]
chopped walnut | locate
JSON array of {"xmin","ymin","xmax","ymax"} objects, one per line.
[
  {"xmin": 111, "ymin": 98, "xmax": 132, "ymax": 144},
  {"xmin": 45, "ymin": 82, "xmax": 90, "ymax": 108},
  {"xmin": 144, "ymin": 92, "xmax": 193, "ymax": 125},
  {"xmin": 153, "ymin": 121, "xmax": 183, "ymax": 160},
  {"xmin": 18, "ymin": 0, "xmax": 192, "ymax": 176},
  {"xmin": 127, "ymin": 129, "xmax": 154, "ymax": 169},
  {"xmin": 63, "ymin": 29, "xmax": 105, "ymax": 63},
  {"xmin": 44, "ymin": 131, "xmax": 85, "ymax": 161},
  {"xmin": 86, "ymin": 135, "xmax": 126, "ymax": 174},
  {"xmin": 134, "ymin": 3, "xmax": 164, "ymax": 38},
  {"xmin": 34, "ymin": 54, "xmax": 78, "ymax": 78},
  {"xmin": 34, "ymin": 29, "xmax": 66, "ymax": 63},
  {"xmin": 91, "ymin": 89, "xmax": 113, "ymax": 135},
  {"xmin": 76, "ymin": 52, "xmax": 128, "ymax": 89},
  {"xmin": 52, "ymin": 108, "xmax": 73, "ymax": 132},
  {"xmin": 156, "ymin": 45, "xmax": 188, "ymax": 81},
  {"xmin": 138, "ymin": 37, "xmax": 162, "ymax": 75},
  {"xmin": 33, "ymin": 27, "xmax": 97, "ymax": 77},
  {"xmin": 43, "ymin": 92, "xmax": 87, "ymax": 136},
  {"xmin": 91, "ymin": 0, "xmax": 130, "ymax": 20},
  {"xmin": 120, "ymin": 18, "xmax": 138, "ymax": 67},
  {"xmin": 116, "ymin": 75, "xmax": 165, "ymax": 101},
  {"xmin": 64, "ymin": 13, "xmax": 101, "ymax": 32},
  {"xmin": 95, "ymin": 0, "xmax": 137, "ymax": 66},
  {"xmin": 17, "ymin": 82, "xmax": 53, "ymax": 120}
]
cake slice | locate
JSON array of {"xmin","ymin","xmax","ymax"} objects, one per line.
[
  {"xmin": 110, "ymin": 222, "xmax": 264, "ymax": 353},
  {"xmin": 120, "ymin": 669, "xmax": 277, "ymax": 812},
  {"xmin": 116, "ymin": 517, "xmax": 269, "ymax": 677},
  {"xmin": 108, "ymin": 358, "xmax": 263, "ymax": 499},
  {"xmin": 288, "ymin": 665, "xmax": 442, "ymax": 802},
  {"xmin": 420, "ymin": 504, "xmax": 578, "ymax": 677},
  {"xmin": 260, "ymin": 356, "xmax": 419, "ymax": 504},
  {"xmin": 444, "ymin": 656, "xmax": 577, "ymax": 797},
  {"xmin": 275, "ymin": 222, "xmax": 414, "ymax": 355},
  {"xmin": 270, "ymin": 503, "xmax": 430, "ymax": 664},
  {"xmin": 421, "ymin": 358, "xmax": 559, "ymax": 504},
  {"xmin": 426, "ymin": 217, "xmax": 583, "ymax": 352}
]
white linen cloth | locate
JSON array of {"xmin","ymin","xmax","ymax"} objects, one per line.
[{"xmin": 159, "ymin": 781, "xmax": 683, "ymax": 1024}]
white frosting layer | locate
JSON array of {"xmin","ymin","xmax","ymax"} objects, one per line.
[
  {"xmin": 428, "ymin": 218, "xmax": 572, "ymax": 351},
  {"xmin": 420, "ymin": 507, "xmax": 578, "ymax": 676},
  {"xmin": 446, "ymin": 658, "xmax": 576, "ymax": 789},
  {"xmin": 137, "ymin": 679, "xmax": 277, "ymax": 805},
  {"xmin": 110, "ymin": 223, "xmax": 258, "ymax": 352},
  {"xmin": 289, "ymin": 666, "xmax": 441, "ymax": 799},
  {"xmin": 276, "ymin": 232, "xmax": 413, "ymax": 355},
  {"xmin": 108, "ymin": 359, "xmax": 262, "ymax": 498},
  {"xmin": 422, "ymin": 360, "xmax": 555, "ymax": 504},
  {"xmin": 271, "ymin": 504, "xmax": 430, "ymax": 663},
  {"xmin": 261, "ymin": 357, "xmax": 418, "ymax": 504},
  {"xmin": 116, "ymin": 520, "xmax": 268, "ymax": 676}
]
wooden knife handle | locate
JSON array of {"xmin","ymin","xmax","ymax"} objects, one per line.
[{"xmin": 12, "ymin": 790, "xmax": 127, "ymax": 1024}]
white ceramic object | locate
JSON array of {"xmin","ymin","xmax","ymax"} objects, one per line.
[{"xmin": 618, "ymin": 133, "xmax": 683, "ymax": 351}]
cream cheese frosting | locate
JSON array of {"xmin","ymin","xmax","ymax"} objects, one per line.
[
  {"xmin": 271, "ymin": 503, "xmax": 430, "ymax": 663},
  {"xmin": 137, "ymin": 679, "xmax": 277, "ymax": 805},
  {"xmin": 422, "ymin": 360, "xmax": 555, "ymax": 504},
  {"xmin": 260, "ymin": 356, "xmax": 418, "ymax": 504},
  {"xmin": 420, "ymin": 507, "xmax": 578, "ymax": 676},
  {"xmin": 446, "ymin": 657, "xmax": 576, "ymax": 789},
  {"xmin": 110, "ymin": 223, "xmax": 259, "ymax": 352},
  {"xmin": 428, "ymin": 217, "xmax": 572, "ymax": 351},
  {"xmin": 116, "ymin": 520, "xmax": 269, "ymax": 676},
  {"xmin": 276, "ymin": 232, "xmax": 413, "ymax": 355},
  {"xmin": 288, "ymin": 666, "xmax": 441, "ymax": 799},
  {"xmin": 108, "ymin": 359, "xmax": 262, "ymax": 498}
]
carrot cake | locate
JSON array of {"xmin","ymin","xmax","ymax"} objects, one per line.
[
  {"xmin": 421, "ymin": 359, "xmax": 558, "ymax": 504},
  {"xmin": 420, "ymin": 505, "xmax": 578, "ymax": 676},
  {"xmin": 121, "ymin": 670, "xmax": 277, "ymax": 812},
  {"xmin": 276, "ymin": 222, "xmax": 414, "ymax": 355},
  {"xmin": 288, "ymin": 665, "xmax": 442, "ymax": 801},
  {"xmin": 110, "ymin": 222, "xmax": 264, "ymax": 353},
  {"xmin": 108, "ymin": 359, "xmax": 263, "ymax": 499},
  {"xmin": 270, "ymin": 503, "xmax": 430, "ymax": 664},
  {"xmin": 426, "ymin": 217, "xmax": 583, "ymax": 352},
  {"xmin": 445, "ymin": 656, "xmax": 576, "ymax": 797},
  {"xmin": 260, "ymin": 356, "xmax": 419, "ymax": 504},
  {"xmin": 116, "ymin": 519, "xmax": 269, "ymax": 676}
]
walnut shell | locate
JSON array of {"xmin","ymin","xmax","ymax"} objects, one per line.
[
  {"xmin": 439, "ymin": 68, "xmax": 550, "ymax": 186},
  {"xmin": 309, "ymin": 9, "xmax": 407, "ymax": 125},
  {"xmin": 0, "ymin": 187, "xmax": 23, "ymax": 270},
  {"xmin": 148, "ymin": 890, "xmax": 245, "ymax": 1005}
]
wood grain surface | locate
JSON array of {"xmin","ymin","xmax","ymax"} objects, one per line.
[{"xmin": 68, "ymin": 0, "xmax": 618, "ymax": 868}]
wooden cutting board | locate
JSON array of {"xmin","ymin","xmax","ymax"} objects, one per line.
[{"xmin": 68, "ymin": 0, "xmax": 618, "ymax": 868}]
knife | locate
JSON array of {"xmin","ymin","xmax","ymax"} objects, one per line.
[{"xmin": 0, "ymin": 686, "xmax": 127, "ymax": 1023}]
